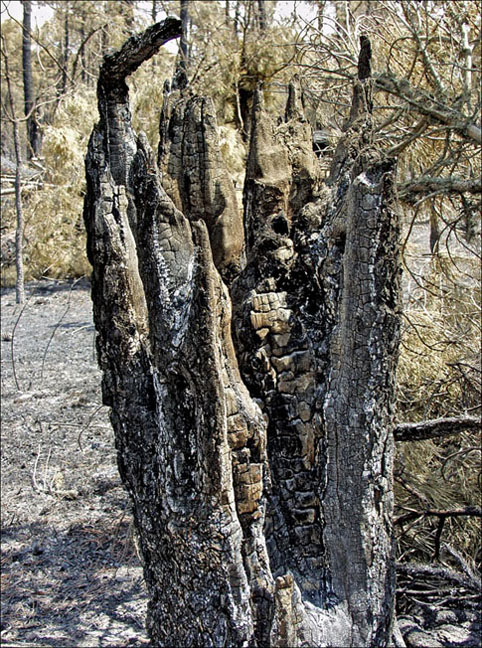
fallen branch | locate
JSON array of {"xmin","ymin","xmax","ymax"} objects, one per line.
[
  {"xmin": 395, "ymin": 505, "xmax": 482, "ymax": 526},
  {"xmin": 396, "ymin": 561, "xmax": 481, "ymax": 593},
  {"xmin": 394, "ymin": 416, "xmax": 481, "ymax": 442},
  {"xmin": 395, "ymin": 506, "xmax": 482, "ymax": 561},
  {"xmin": 77, "ymin": 403, "xmax": 107, "ymax": 452}
]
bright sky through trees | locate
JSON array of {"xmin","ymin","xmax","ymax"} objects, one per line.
[{"xmin": 1, "ymin": 0, "xmax": 317, "ymax": 26}]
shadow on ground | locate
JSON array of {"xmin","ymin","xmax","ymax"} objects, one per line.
[{"xmin": 1, "ymin": 500, "xmax": 149, "ymax": 646}]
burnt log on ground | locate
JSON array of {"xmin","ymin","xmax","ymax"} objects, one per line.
[{"xmin": 84, "ymin": 20, "xmax": 401, "ymax": 647}]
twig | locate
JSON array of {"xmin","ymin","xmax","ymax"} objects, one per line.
[
  {"xmin": 394, "ymin": 472, "xmax": 430, "ymax": 506},
  {"xmin": 9, "ymin": 287, "xmax": 38, "ymax": 391},
  {"xmin": 77, "ymin": 404, "xmax": 107, "ymax": 452},
  {"xmin": 42, "ymin": 446, "xmax": 52, "ymax": 493},
  {"xmin": 59, "ymin": 324, "xmax": 92, "ymax": 336},
  {"xmin": 111, "ymin": 501, "xmax": 139, "ymax": 581},
  {"xmin": 442, "ymin": 543, "xmax": 481, "ymax": 583},
  {"xmin": 434, "ymin": 516, "xmax": 445, "ymax": 560},
  {"xmin": 31, "ymin": 443, "xmax": 42, "ymax": 493},
  {"xmin": 30, "ymin": 435, "xmax": 60, "ymax": 497},
  {"xmin": 40, "ymin": 277, "xmax": 83, "ymax": 381}
]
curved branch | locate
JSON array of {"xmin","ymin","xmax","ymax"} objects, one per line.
[
  {"xmin": 71, "ymin": 23, "xmax": 107, "ymax": 81},
  {"xmin": 99, "ymin": 17, "xmax": 181, "ymax": 90}
]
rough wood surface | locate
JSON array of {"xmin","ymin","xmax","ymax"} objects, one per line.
[{"xmin": 84, "ymin": 24, "xmax": 401, "ymax": 647}]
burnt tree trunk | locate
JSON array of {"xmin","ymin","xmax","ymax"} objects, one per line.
[
  {"xmin": 22, "ymin": 0, "xmax": 41, "ymax": 158},
  {"xmin": 84, "ymin": 21, "xmax": 401, "ymax": 648}
]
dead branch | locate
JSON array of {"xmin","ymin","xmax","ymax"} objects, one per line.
[
  {"xmin": 395, "ymin": 505, "xmax": 482, "ymax": 526},
  {"xmin": 396, "ymin": 561, "xmax": 481, "ymax": 593},
  {"xmin": 375, "ymin": 72, "xmax": 482, "ymax": 145},
  {"xmin": 394, "ymin": 415, "xmax": 481, "ymax": 442},
  {"xmin": 99, "ymin": 18, "xmax": 181, "ymax": 89},
  {"xmin": 398, "ymin": 177, "xmax": 481, "ymax": 202}
]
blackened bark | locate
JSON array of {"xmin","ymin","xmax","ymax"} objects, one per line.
[
  {"xmin": 84, "ymin": 21, "xmax": 401, "ymax": 648},
  {"xmin": 233, "ymin": 77, "xmax": 400, "ymax": 645},
  {"xmin": 157, "ymin": 88, "xmax": 244, "ymax": 284}
]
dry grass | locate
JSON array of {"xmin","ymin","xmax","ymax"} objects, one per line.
[
  {"xmin": 395, "ymin": 258, "xmax": 481, "ymax": 572},
  {"xmin": 1, "ymin": 92, "xmax": 96, "ymax": 286}
]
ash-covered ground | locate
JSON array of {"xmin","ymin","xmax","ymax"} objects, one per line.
[{"xmin": 1, "ymin": 279, "xmax": 149, "ymax": 647}]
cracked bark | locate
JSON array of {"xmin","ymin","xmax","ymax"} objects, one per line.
[{"xmin": 84, "ymin": 22, "xmax": 401, "ymax": 647}]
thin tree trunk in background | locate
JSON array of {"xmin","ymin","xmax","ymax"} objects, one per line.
[
  {"xmin": 179, "ymin": 0, "xmax": 190, "ymax": 73},
  {"xmin": 172, "ymin": 0, "xmax": 190, "ymax": 88},
  {"xmin": 120, "ymin": 0, "xmax": 136, "ymax": 35},
  {"xmin": 79, "ymin": 15, "xmax": 86, "ymax": 83},
  {"xmin": 317, "ymin": 0, "xmax": 327, "ymax": 32},
  {"xmin": 12, "ymin": 118, "xmax": 25, "ymax": 305},
  {"xmin": 60, "ymin": 8, "xmax": 69, "ymax": 96},
  {"xmin": 22, "ymin": 0, "xmax": 41, "ymax": 158},
  {"xmin": 84, "ymin": 23, "xmax": 401, "ymax": 647},
  {"xmin": 335, "ymin": 0, "xmax": 348, "ymax": 37},
  {"xmin": 234, "ymin": 0, "xmax": 240, "ymax": 36},
  {"xmin": 461, "ymin": 22, "xmax": 472, "ymax": 111},
  {"xmin": 3, "ymin": 38, "xmax": 25, "ymax": 304},
  {"xmin": 257, "ymin": 0, "xmax": 267, "ymax": 30}
]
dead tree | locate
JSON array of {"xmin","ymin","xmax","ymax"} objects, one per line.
[
  {"xmin": 2, "ymin": 36, "xmax": 26, "ymax": 304},
  {"xmin": 22, "ymin": 0, "xmax": 42, "ymax": 158},
  {"xmin": 84, "ymin": 20, "xmax": 401, "ymax": 647}
]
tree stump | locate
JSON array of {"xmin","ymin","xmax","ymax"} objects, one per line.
[{"xmin": 84, "ymin": 21, "xmax": 401, "ymax": 647}]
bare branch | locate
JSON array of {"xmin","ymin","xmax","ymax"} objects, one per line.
[
  {"xmin": 375, "ymin": 73, "xmax": 482, "ymax": 145},
  {"xmin": 394, "ymin": 415, "xmax": 481, "ymax": 442},
  {"xmin": 396, "ymin": 561, "xmax": 481, "ymax": 592},
  {"xmin": 396, "ymin": 506, "xmax": 482, "ymax": 526},
  {"xmin": 398, "ymin": 176, "xmax": 482, "ymax": 202}
]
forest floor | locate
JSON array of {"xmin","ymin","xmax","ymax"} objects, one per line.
[{"xmin": 1, "ymin": 279, "xmax": 149, "ymax": 647}]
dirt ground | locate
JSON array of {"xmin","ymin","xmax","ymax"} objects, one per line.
[{"xmin": 1, "ymin": 279, "xmax": 149, "ymax": 647}]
